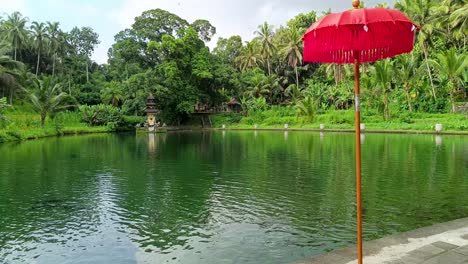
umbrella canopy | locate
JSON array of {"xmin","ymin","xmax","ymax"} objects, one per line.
[
  {"xmin": 302, "ymin": 1, "xmax": 418, "ymax": 263},
  {"xmin": 303, "ymin": 7, "xmax": 417, "ymax": 64}
]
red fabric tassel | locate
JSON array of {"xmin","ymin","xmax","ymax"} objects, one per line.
[{"xmin": 303, "ymin": 8, "xmax": 417, "ymax": 64}]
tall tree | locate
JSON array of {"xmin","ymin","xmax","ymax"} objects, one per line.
[
  {"xmin": 280, "ymin": 26, "xmax": 303, "ymax": 89},
  {"xmin": 395, "ymin": 54, "xmax": 420, "ymax": 112},
  {"xmin": 254, "ymin": 22, "xmax": 275, "ymax": 75},
  {"xmin": 0, "ymin": 54, "xmax": 23, "ymax": 103},
  {"xmin": 69, "ymin": 27, "xmax": 100, "ymax": 83},
  {"xmin": 46, "ymin": 22, "xmax": 60, "ymax": 76},
  {"xmin": 2, "ymin": 12, "xmax": 28, "ymax": 61},
  {"xmin": 191, "ymin": 19, "xmax": 216, "ymax": 42},
  {"xmin": 430, "ymin": 48, "xmax": 467, "ymax": 112},
  {"xmin": 213, "ymin": 35, "xmax": 243, "ymax": 65},
  {"xmin": 373, "ymin": 60, "xmax": 393, "ymax": 120},
  {"xmin": 31, "ymin": 22, "xmax": 48, "ymax": 76},
  {"xmin": 236, "ymin": 42, "xmax": 260, "ymax": 72},
  {"xmin": 395, "ymin": 0, "xmax": 437, "ymax": 100},
  {"xmin": 287, "ymin": 11, "xmax": 317, "ymax": 31},
  {"xmin": 447, "ymin": 1, "xmax": 467, "ymax": 48}
]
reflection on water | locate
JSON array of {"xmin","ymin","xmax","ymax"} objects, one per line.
[
  {"xmin": 0, "ymin": 132, "xmax": 467, "ymax": 264},
  {"xmin": 435, "ymin": 135, "xmax": 442, "ymax": 146}
]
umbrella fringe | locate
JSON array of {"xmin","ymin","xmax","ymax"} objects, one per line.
[{"xmin": 304, "ymin": 19, "xmax": 416, "ymax": 64}]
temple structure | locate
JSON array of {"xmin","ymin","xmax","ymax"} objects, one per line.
[{"xmin": 146, "ymin": 93, "xmax": 158, "ymax": 132}]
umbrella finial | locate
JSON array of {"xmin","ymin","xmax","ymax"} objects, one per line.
[{"xmin": 352, "ymin": 0, "xmax": 360, "ymax": 9}]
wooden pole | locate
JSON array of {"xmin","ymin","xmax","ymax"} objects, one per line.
[{"xmin": 354, "ymin": 50, "xmax": 363, "ymax": 264}]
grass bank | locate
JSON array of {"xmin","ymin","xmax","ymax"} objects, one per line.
[
  {"xmin": 211, "ymin": 106, "xmax": 468, "ymax": 133},
  {"xmin": 0, "ymin": 110, "xmax": 109, "ymax": 143},
  {"xmin": 0, "ymin": 107, "xmax": 144, "ymax": 143}
]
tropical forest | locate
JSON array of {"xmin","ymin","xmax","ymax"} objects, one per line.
[{"xmin": 0, "ymin": 0, "xmax": 467, "ymax": 142}]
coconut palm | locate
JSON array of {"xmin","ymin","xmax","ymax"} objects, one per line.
[
  {"xmin": 0, "ymin": 50, "xmax": 23, "ymax": 103},
  {"xmin": 236, "ymin": 42, "xmax": 261, "ymax": 72},
  {"xmin": 101, "ymin": 81, "xmax": 124, "ymax": 107},
  {"xmin": 284, "ymin": 83, "xmax": 304, "ymax": 104},
  {"xmin": 395, "ymin": 0, "xmax": 437, "ymax": 100},
  {"xmin": 430, "ymin": 48, "xmax": 467, "ymax": 112},
  {"xmin": 433, "ymin": 0, "xmax": 466, "ymax": 49},
  {"xmin": 395, "ymin": 54, "xmax": 421, "ymax": 112},
  {"xmin": 46, "ymin": 22, "xmax": 61, "ymax": 76},
  {"xmin": 244, "ymin": 74, "xmax": 269, "ymax": 98},
  {"xmin": 373, "ymin": 59, "xmax": 393, "ymax": 120},
  {"xmin": 2, "ymin": 12, "xmax": 29, "ymax": 61},
  {"xmin": 254, "ymin": 22, "xmax": 276, "ymax": 75},
  {"xmin": 262, "ymin": 74, "xmax": 284, "ymax": 104},
  {"xmin": 25, "ymin": 78, "xmax": 73, "ymax": 127},
  {"xmin": 295, "ymin": 96, "xmax": 314, "ymax": 121},
  {"xmin": 280, "ymin": 26, "xmax": 303, "ymax": 89},
  {"xmin": 448, "ymin": 2, "xmax": 467, "ymax": 48},
  {"xmin": 323, "ymin": 63, "xmax": 353, "ymax": 85},
  {"xmin": 31, "ymin": 22, "xmax": 48, "ymax": 76}
]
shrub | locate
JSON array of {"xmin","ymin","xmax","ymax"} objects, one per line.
[
  {"xmin": 79, "ymin": 104, "xmax": 123, "ymax": 127},
  {"xmin": 0, "ymin": 97, "xmax": 9, "ymax": 129},
  {"xmin": 123, "ymin": 115, "xmax": 146, "ymax": 127},
  {"xmin": 211, "ymin": 113, "xmax": 242, "ymax": 127},
  {"xmin": 397, "ymin": 112, "xmax": 414, "ymax": 123}
]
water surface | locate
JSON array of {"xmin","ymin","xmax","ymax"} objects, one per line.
[{"xmin": 0, "ymin": 132, "xmax": 467, "ymax": 263}]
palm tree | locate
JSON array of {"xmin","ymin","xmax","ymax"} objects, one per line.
[
  {"xmin": 31, "ymin": 22, "xmax": 48, "ymax": 76},
  {"xmin": 395, "ymin": 54, "xmax": 421, "ymax": 112},
  {"xmin": 323, "ymin": 63, "xmax": 352, "ymax": 85},
  {"xmin": 0, "ymin": 50, "xmax": 23, "ymax": 104},
  {"xmin": 395, "ymin": 0, "xmax": 437, "ymax": 100},
  {"xmin": 430, "ymin": 48, "xmax": 467, "ymax": 112},
  {"xmin": 244, "ymin": 74, "xmax": 269, "ymax": 98},
  {"xmin": 236, "ymin": 42, "xmax": 261, "ymax": 72},
  {"xmin": 262, "ymin": 74, "xmax": 283, "ymax": 104},
  {"xmin": 25, "ymin": 78, "xmax": 73, "ymax": 127},
  {"xmin": 295, "ymin": 96, "xmax": 314, "ymax": 121},
  {"xmin": 433, "ymin": 0, "xmax": 466, "ymax": 49},
  {"xmin": 46, "ymin": 22, "xmax": 61, "ymax": 76},
  {"xmin": 373, "ymin": 59, "xmax": 393, "ymax": 120},
  {"xmin": 284, "ymin": 83, "xmax": 304, "ymax": 104},
  {"xmin": 2, "ymin": 12, "xmax": 29, "ymax": 61},
  {"xmin": 280, "ymin": 26, "xmax": 303, "ymax": 89},
  {"xmin": 101, "ymin": 81, "xmax": 124, "ymax": 107},
  {"xmin": 254, "ymin": 22, "xmax": 276, "ymax": 75},
  {"xmin": 448, "ymin": 2, "xmax": 467, "ymax": 48}
]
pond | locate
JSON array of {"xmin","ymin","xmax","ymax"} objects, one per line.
[{"xmin": 0, "ymin": 131, "xmax": 467, "ymax": 264}]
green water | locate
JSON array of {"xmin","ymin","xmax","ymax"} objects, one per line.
[{"xmin": 0, "ymin": 132, "xmax": 467, "ymax": 264}]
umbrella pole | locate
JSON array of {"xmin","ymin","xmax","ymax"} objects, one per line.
[{"xmin": 354, "ymin": 51, "xmax": 363, "ymax": 264}]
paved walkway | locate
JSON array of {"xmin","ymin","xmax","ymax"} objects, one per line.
[{"xmin": 296, "ymin": 217, "xmax": 468, "ymax": 264}]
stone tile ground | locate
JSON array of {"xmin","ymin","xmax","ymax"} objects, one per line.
[{"xmin": 296, "ymin": 217, "xmax": 468, "ymax": 264}]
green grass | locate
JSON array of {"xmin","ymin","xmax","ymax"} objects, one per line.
[
  {"xmin": 213, "ymin": 107, "xmax": 468, "ymax": 133},
  {"xmin": 0, "ymin": 110, "xmax": 111, "ymax": 143}
]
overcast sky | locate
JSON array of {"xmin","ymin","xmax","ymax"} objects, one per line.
[{"xmin": 2, "ymin": 0, "xmax": 395, "ymax": 64}]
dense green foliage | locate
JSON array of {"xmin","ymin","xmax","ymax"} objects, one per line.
[
  {"xmin": 0, "ymin": 0, "xmax": 466, "ymax": 130},
  {"xmin": 79, "ymin": 104, "xmax": 123, "ymax": 127}
]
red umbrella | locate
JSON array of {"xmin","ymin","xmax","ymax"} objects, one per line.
[{"xmin": 302, "ymin": 1, "xmax": 418, "ymax": 263}]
